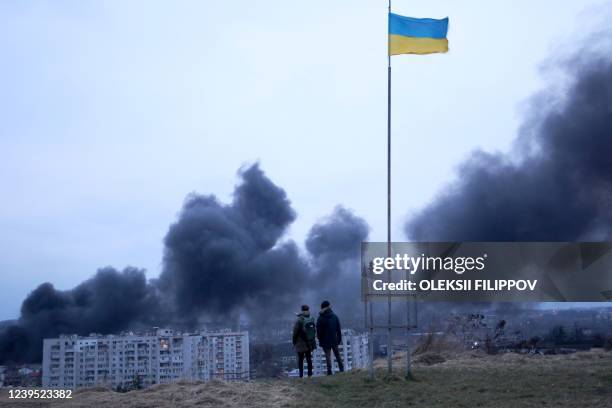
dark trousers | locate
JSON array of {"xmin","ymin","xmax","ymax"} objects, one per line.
[
  {"xmin": 323, "ymin": 345, "xmax": 344, "ymax": 375},
  {"xmin": 297, "ymin": 350, "xmax": 313, "ymax": 377}
]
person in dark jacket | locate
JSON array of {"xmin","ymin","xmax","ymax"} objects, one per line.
[
  {"xmin": 316, "ymin": 300, "xmax": 344, "ymax": 375},
  {"xmin": 292, "ymin": 304, "xmax": 315, "ymax": 377}
]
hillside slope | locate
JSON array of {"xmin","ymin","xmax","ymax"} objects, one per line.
[{"xmin": 1, "ymin": 350, "xmax": 611, "ymax": 408}]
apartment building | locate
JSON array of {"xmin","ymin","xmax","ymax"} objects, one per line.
[
  {"xmin": 206, "ymin": 331, "xmax": 249, "ymax": 381},
  {"xmin": 42, "ymin": 329, "xmax": 249, "ymax": 389}
]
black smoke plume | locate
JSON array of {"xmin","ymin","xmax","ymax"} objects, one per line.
[
  {"xmin": 404, "ymin": 40, "xmax": 612, "ymax": 320},
  {"xmin": 0, "ymin": 164, "xmax": 369, "ymax": 363},
  {"xmin": 158, "ymin": 164, "xmax": 310, "ymax": 321},
  {"xmin": 406, "ymin": 49, "xmax": 612, "ymax": 242},
  {"xmin": 0, "ymin": 267, "xmax": 163, "ymax": 363},
  {"xmin": 305, "ymin": 206, "xmax": 369, "ymax": 320}
]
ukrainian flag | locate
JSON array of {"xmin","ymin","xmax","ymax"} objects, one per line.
[{"xmin": 389, "ymin": 13, "xmax": 449, "ymax": 56}]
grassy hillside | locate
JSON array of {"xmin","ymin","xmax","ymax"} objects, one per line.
[
  {"xmin": 298, "ymin": 350, "xmax": 612, "ymax": 408},
  {"xmin": 1, "ymin": 350, "xmax": 611, "ymax": 408}
]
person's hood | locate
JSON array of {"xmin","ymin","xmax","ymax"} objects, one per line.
[
  {"xmin": 319, "ymin": 307, "xmax": 333, "ymax": 317},
  {"xmin": 296, "ymin": 311, "xmax": 311, "ymax": 318}
]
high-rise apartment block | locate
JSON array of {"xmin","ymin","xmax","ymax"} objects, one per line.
[{"xmin": 42, "ymin": 329, "xmax": 249, "ymax": 389}]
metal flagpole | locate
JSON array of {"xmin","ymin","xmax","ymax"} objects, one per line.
[
  {"xmin": 386, "ymin": 0, "xmax": 393, "ymax": 377},
  {"xmin": 406, "ymin": 270, "xmax": 413, "ymax": 379}
]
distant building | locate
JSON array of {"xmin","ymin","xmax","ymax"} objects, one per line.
[
  {"xmin": 0, "ymin": 364, "xmax": 41, "ymax": 387},
  {"xmin": 42, "ymin": 329, "xmax": 249, "ymax": 389},
  {"xmin": 288, "ymin": 329, "xmax": 369, "ymax": 377}
]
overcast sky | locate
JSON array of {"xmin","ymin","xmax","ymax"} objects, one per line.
[{"xmin": 0, "ymin": 0, "xmax": 609, "ymax": 320}]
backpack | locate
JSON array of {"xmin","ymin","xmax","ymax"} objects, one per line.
[{"xmin": 301, "ymin": 316, "xmax": 317, "ymax": 348}]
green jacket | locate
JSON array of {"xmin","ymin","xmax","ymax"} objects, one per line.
[{"xmin": 292, "ymin": 312, "xmax": 315, "ymax": 353}]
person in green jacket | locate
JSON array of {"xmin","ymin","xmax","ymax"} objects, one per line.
[{"xmin": 292, "ymin": 304, "xmax": 317, "ymax": 377}]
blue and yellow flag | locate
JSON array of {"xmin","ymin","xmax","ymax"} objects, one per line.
[{"xmin": 388, "ymin": 13, "xmax": 449, "ymax": 55}]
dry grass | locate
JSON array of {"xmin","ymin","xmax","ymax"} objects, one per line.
[
  {"xmin": 2, "ymin": 350, "xmax": 611, "ymax": 408},
  {"xmin": 0, "ymin": 380, "xmax": 298, "ymax": 408},
  {"xmin": 307, "ymin": 349, "xmax": 612, "ymax": 408}
]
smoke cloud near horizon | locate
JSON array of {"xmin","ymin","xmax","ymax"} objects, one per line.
[
  {"xmin": 0, "ymin": 164, "xmax": 370, "ymax": 363},
  {"xmin": 0, "ymin": 267, "xmax": 165, "ymax": 363},
  {"xmin": 403, "ymin": 42, "xmax": 612, "ymax": 318}
]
